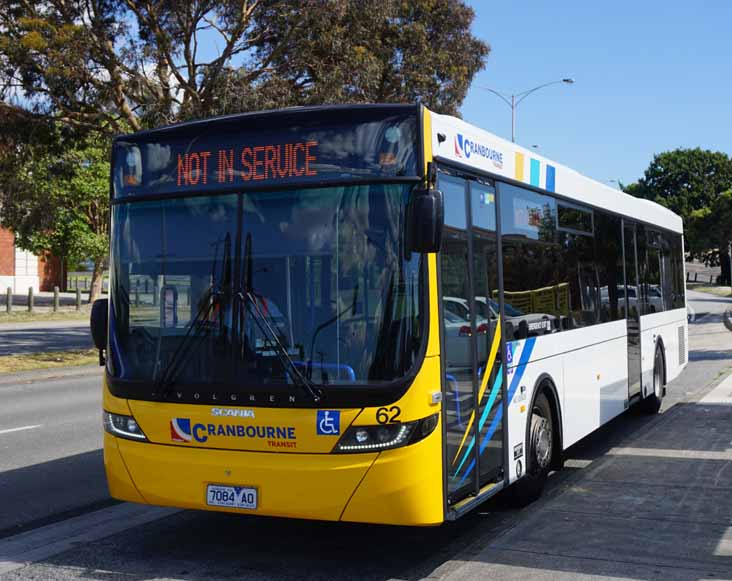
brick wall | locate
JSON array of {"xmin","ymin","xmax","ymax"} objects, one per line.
[{"xmin": 0, "ymin": 227, "xmax": 14, "ymax": 276}]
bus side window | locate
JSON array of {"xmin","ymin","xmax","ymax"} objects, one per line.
[
  {"xmin": 499, "ymin": 183, "xmax": 562, "ymax": 340},
  {"xmin": 595, "ymin": 212, "xmax": 624, "ymax": 322},
  {"xmin": 669, "ymin": 233, "xmax": 686, "ymax": 309},
  {"xmin": 556, "ymin": 231, "xmax": 598, "ymax": 328}
]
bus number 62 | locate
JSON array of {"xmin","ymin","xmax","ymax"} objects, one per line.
[{"xmin": 376, "ymin": 406, "xmax": 401, "ymax": 424}]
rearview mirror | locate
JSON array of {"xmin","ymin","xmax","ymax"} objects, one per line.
[
  {"xmin": 90, "ymin": 298, "xmax": 108, "ymax": 366},
  {"xmin": 407, "ymin": 187, "xmax": 443, "ymax": 253}
]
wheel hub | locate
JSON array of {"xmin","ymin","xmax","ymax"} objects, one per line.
[{"xmin": 532, "ymin": 415, "xmax": 552, "ymax": 470}]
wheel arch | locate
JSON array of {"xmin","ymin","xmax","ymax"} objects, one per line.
[
  {"xmin": 528, "ymin": 373, "xmax": 563, "ymax": 471},
  {"xmin": 655, "ymin": 335, "xmax": 667, "ymax": 391}
]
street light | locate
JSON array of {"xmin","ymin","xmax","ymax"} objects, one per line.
[{"xmin": 478, "ymin": 78, "xmax": 574, "ymax": 143}]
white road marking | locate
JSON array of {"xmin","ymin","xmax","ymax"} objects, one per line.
[
  {"xmin": 0, "ymin": 503, "xmax": 179, "ymax": 575},
  {"xmin": 0, "ymin": 425, "xmax": 41, "ymax": 436},
  {"xmin": 700, "ymin": 374, "xmax": 732, "ymax": 404},
  {"xmin": 608, "ymin": 446, "xmax": 732, "ymax": 461}
]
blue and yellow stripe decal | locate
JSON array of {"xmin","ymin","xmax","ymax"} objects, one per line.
[
  {"xmin": 451, "ymin": 318, "xmax": 502, "ymax": 465},
  {"xmin": 514, "ymin": 153, "xmax": 557, "ymax": 193},
  {"xmin": 453, "ymin": 337, "xmax": 537, "ymax": 485}
]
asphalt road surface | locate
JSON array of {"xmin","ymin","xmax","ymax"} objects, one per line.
[
  {"xmin": 0, "ymin": 289, "xmax": 730, "ymax": 579},
  {"xmin": 0, "ymin": 367, "xmax": 105, "ymax": 536},
  {"xmin": 0, "ymin": 321, "xmax": 93, "ymax": 356}
]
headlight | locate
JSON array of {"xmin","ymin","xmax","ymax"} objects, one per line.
[
  {"xmin": 333, "ymin": 414, "xmax": 438, "ymax": 453},
  {"xmin": 103, "ymin": 411, "xmax": 148, "ymax": 441}
]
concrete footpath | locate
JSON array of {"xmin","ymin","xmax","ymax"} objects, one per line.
[{"xmin": 441, "ymin": 373, "xmax": 732, "ymax": 580}]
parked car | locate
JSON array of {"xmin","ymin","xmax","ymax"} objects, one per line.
[
  {"xmin": 445, "ymin": 295, "xmax": 555, "ymax": 338},
  {"xmin": 442, "ymin": 306, "xmax": 488, "ymax": 370}
]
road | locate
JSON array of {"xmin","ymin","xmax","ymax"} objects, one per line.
[
  {"xmin": 0, "ymin": 367, "xmax": 106, "ymax": 536},
  {"xmin": 0, "ymin": 321, "xmax": 93, "ymax": 356},
  {"xmin": 0, "ymin": 289, "xmax": 730, "ymax": 579}
]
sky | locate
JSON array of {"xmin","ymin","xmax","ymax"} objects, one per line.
[{"xmin": 460, "ymin": 1, "xmax": 732, "ymax": 186}]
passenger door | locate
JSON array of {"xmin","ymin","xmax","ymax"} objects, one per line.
[
  {"xmin": 438, "ymin": 172, "xmax": 503, "ymax": 506},
  {"xmin": 623, "ymin": 221, "xmax": 642, "ymax": 398}
]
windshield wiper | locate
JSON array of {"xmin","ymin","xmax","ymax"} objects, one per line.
[
  {"xmin": 155, "ymin": 286, "xmax": 219, "ymax": 400},
  {"xmin": 155, "ymin": 234, "xmax": 231, "ymax": 400},
  {"xmin": 238, "ymin": 290, "xmax": 322, "ymax": 403},
  {"xmin": 237, "ymin": 232, "xmax": 321, "ymax": 403}
]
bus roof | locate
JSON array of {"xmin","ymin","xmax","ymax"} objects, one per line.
[
  {"xmin": 113, "ymin": 102, "xmax": 682, "ymax": 234},
  {"xmin": 113, "ymin": 103, "xmax": 419, "ymax": 143},
  {"xmin": 427, "ymin": 108, "xmax": 683, "ymax": 234}
]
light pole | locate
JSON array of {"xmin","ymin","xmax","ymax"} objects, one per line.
[{"xmin": 479, "ymin": 78, "xmax": 574, "ymax": 143}]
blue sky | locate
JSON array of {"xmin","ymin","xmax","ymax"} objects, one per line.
[{"xmin": 460, "ymin": 1, "xmax": 732, "ymax": 186}]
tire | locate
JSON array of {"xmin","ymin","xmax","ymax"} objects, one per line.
[
  {"xmin": 508, "ymin": 391, "xmax": 553, "ymax": 506},
  {"xmin": 723, "ymin": 309, "xmax": 732, "ymax": 332},
  {"xmin": 639, "ymin": 346, "xmax": 664, "ymax": 414}
]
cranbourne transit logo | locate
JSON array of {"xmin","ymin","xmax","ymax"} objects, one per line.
[
  {"xmin": 170, "ymin": 417, "xmax": 297, "ymax": 447},
  {"xmin": 454, "ymin": 133, "xmax": 504, "ymax": 169},
  {"xmin": 170, "ymin": 418, "xmax": 192, "ymax": 442}
]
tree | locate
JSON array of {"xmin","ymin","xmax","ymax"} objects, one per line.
[
  {"xmin": 247, "ymin": 0, "xmax": 489, "ymax": 115},
  {"xmin": 625, "ymin": 148, "xmax": 732, "ymax": 283},
  {"xmin": 0, "ymin": 0, "xmax": 489, "ymax": 133},
  {"xmin": 0, "ymin": 2, "xmax": 488, "ymax": 299},
  {"xmin": 0, "ymin": 135, "xmax": 110, "ymax": 302},
  {"xmin": 688, "ymin": 190, "xmax": 732, "ymax": 284}
]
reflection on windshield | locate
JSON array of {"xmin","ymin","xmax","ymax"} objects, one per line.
[{"xmin": 109, "ymin": 184, "xmax": 422, "ymax": 392}]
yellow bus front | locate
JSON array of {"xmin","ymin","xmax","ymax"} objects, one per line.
[{"xmin": 101, "ymin": 105, "xmax": 446, "ymax": 526}]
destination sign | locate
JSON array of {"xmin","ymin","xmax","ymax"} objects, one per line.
[
  {"xmin": 113, "ymin": 108, "xmax": 418, "ymax": 198},
  {"xmin": 175, "ymin": 140, "xmax": 318, "ymax": 187}
]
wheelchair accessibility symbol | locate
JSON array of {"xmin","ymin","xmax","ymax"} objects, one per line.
[{"xmin": 316, "ymin": 410, "xmax": 341, "ymax": 436}]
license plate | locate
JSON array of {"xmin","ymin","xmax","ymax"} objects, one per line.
[{"xmin": 206, "ymin": 484, "xmax": 257, "ymax": 510}]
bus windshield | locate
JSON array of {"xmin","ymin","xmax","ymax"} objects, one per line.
[{"xmin": 108, "ymin": 183, "xmax": 423, "ymax": 400}]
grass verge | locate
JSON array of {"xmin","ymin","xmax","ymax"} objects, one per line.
[
  {"xmin": 0, "ymin": 310, "xmax": 90, "ymax": 324},
  {"xmin": 687, "ymin": 284, "xmax": 732, "ymax": 298},
  {"xmin": 0, "ymin": 349, "xmax": 99, "ymax": 374}
]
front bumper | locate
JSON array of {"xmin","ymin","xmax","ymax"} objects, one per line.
[{"xmin": 104, "ymin": 426, "xmax": 444, "ymax": 526}]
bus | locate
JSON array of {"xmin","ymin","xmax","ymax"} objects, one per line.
[{"xmin": 94, "ymin": 104, "xmax": 687, "ymax": 526}]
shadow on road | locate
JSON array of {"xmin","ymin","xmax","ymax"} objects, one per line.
[
  {"xmin": 0, "ymin": 450, "xmax": 110, "ymax": 539},
  {"xmin": 0, "ymin": 327, "xmax": 92, "ymax": 356},
  {"xmin": 689, "ymin": 349, "xmax": 732, "ymax": 362}
]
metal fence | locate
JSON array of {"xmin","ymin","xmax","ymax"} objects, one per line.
[{"xmin": 66, "ymin": 272, "xmax": 109, "ymax": 292}]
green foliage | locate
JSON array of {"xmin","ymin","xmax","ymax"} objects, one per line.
[
  {"xmin": 237, "ymin": 0, "xmax": 490, "ymax": 117},
  {"xmin": 624, "ymin": 148, "xmax": 732, "ymax": 266},
  {"xmin": 0, "ymin": 137, "xmax": 109, "ymax": 267},
  {"xmin": 1, "ymin": 0, "xmax": 489, "ymax": 133},
  {"xmin": 626, "ymin": 148, "xmax": 732, "ymax": 220},
  {"xmin": 687, "ymin": 190, "xmax": 732, "ymax": 264}
]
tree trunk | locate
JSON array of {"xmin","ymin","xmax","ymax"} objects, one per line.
[
  {"xmin": 88, "ymin": 257, "xmax": 105, "ymax": 304},
  {"xmin": 720, "ymin": 247, "xmax": 731, "ymax": 286},
  {"xmin": 61, "ymin": 257, "xmax": 68, "ymax": 292}
]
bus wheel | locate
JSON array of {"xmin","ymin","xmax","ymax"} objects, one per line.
[
  {"xmin": 723, "ymin": 308, "xmax": 732, "ymax": 332},
  {"xmin": 639, "ymin": 346, "xmax": 664, "ymax": 414},
  {"xmin": 508, "ymin": 391, "xmax": 553, "ymax": 506}
]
